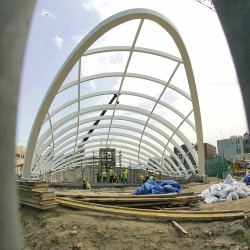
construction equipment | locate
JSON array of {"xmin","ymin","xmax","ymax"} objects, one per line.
[{"xmin": 232, "ymin": 160, "xmax": 248, "ymax": 177}]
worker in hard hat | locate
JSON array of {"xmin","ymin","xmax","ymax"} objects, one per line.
[
  {"xmin": 148, "ymin": 173, "xmax": 155, "ymax": 181},
  {"xmin": 101, "ymin": 169, "xmax": 108, "ymax": 183},
  {"xmin": 82, "ymin": 178, "xmax": 91, "ymax": 190},
  {"xmin": 139, "ymin": 174, "xmax": 144, "ymax": 183},
  {"xmin": 109, "ymin": 167, "xmax": 114, "ymax": 183},
  {"xmin": 122, "ymin": 166, "xmax": 128, "ymax": 184}
]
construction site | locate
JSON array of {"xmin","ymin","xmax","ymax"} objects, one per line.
[{"xmin": 1, "ymin": 1, "xmax": 250, "ymax": 250}]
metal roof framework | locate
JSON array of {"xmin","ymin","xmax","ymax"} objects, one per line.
[{"xmin": 22, "ymin": 8, "xmax": 204, "ymax": 178}]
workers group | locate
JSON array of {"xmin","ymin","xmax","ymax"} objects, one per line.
[
  {"xmin": 83, "ymin": 167, "xmax": 156, "ymax": 190},
  {"xmin": 101, "ymin": 166, "xmax": 128, "ymax": 184}
]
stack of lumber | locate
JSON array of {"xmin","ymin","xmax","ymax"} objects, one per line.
[
  {"xmin": 55, "ymin": 196, "xmax": 245, "ymax": 222},
  {"xmin": 56, "ymin": 191, "xmax": 201, "ymax": 209},
  {"xmin": 17, "ymin": 180, "xmax": 57, "ymax": 210}
]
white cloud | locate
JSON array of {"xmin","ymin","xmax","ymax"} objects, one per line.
[
  {"xmin": 40, "ymin": 9, "xmax": 57, "ymax": 20},
  {"xmin": 52, "ymin": 36, "xmax": 63, "ymax": 50}
]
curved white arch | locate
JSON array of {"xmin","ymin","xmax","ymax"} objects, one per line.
[{"xmin": 23, "ymin": 8, "xmax": 204, "ymax": 177}]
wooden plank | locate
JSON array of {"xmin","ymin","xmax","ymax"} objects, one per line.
[
  {"xmin": 112, "ymin": 201, "xmax": 191, "ymax": 208},
  {"xmin": 17, "ymin": 181, "xmax": 48, "ymax": 188},
  {"xmin": 18, "ymin": 200, "xmax": 57, "ymax": 210},
  {"xmin": 18, "ymin": 197, "xmax": 56, "ymax": 205},
  {"xmin": 77, "ymin": 196, "xmax": 202, "ymax": 203},
  {"xmin": 172, "ymin": 221, "xmax": 190, "ymax": 237},
  {"xmin": 55, "ymin": 192, "xmax": 195, "ymax": 199},
  {"xmin": 18, "ymin": 189, "xmax": 55, "ymax": 197},
  {"xmin": 17, "ymin": 185, "xmax": 47, "ymax": 192},
  {"xmin": 164, "ymin": 207, "xmax": 190, "ymax": 210},
  {"xmin": 56, "ymin": 197, "xmax": 245, "ymax": 222},
  {"xmin": 18, "ymin": 193, "xmax": 56, "ymax": 202}
]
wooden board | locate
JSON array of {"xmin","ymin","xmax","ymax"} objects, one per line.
[
  {"xmin": 77, "ymin": 196, "xmax": 202, "ymax": 203},
  {"xmin": 18, "ymin": 189, "xmax": 55, "ymax": 197},
  {"xmin": 19, "ymin": 200, "xmax": 57, "ymax": 210},
  {"xmin": 17, "ymin": 185, "xmax": 48, "ymax": 192},
  {"xmin": 56, "ymin": 197, "xmax": 245, "ymax": 222},
  {"xmin": 17, "ymin": 181, "xmax": 49, "ymax": 188},
  {"xmin": 55, "ymin": 192, "xmax": 195, "ymax": 199}
]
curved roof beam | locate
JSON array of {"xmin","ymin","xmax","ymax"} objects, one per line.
[
  {"xmin": 83, "ymin": 46, "xmax": 183, "ymax": 63},
  {"xmin": 59, "ymin": 72, "xmax": 191, "ymax": 101},
  {"xmin": 44, "ymin": 90, "xmax": 195, "ymax": 131},
  {"xmin": 39, "ymin": 127, "xmax": 182, "ymax": 172},
  {"xmin": 34, "ymin": 104, "xmax": 197, "ymax": 166}
]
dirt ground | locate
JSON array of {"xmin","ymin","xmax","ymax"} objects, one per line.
[{"xmin": 19, "ymin": 178, "xmax": 250, "ymax": 250}]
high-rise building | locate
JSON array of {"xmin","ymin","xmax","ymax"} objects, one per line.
[{"xmin": 217, "ymin": 136, "xmax": 244, "ymax": 161}]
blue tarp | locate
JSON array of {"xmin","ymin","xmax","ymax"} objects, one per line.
[
  {"xmin": 243, "ymin": 174, "xmax": 250, "ymax": 185},
  {"xmin": 133, "ymin": 180, "xmax": 182, "ymax": 195}
]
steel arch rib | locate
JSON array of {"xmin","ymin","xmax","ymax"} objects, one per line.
[
  {"xmin": 23, "ymin": 8, "xmax": 204, "ymax": 177},
  {"xmin": 32, "ymin": 104, "xmax": 197, "ymax": 169},
  {"xmin": 33, "ymin": 112, "xmax": 195, "ymax": 175},
  {"xmin": 44, "ymin": 90, "xmax": 195, "ymax": 130}
]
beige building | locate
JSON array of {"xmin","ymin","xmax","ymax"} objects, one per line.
[{"xmin": 16, "ymin": 145, "xmax": 26, "ymax": 176}]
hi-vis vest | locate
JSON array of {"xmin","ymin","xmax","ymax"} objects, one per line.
[
  {"xmin": 109, "ymin": 169, "xmax": 114, "ymax": 176},
  {"xmin": 102, "ymin": 171, "xmax": 107, "ymax": 177},
  {"xmin": 86, "ymin": 181, "xmax": 91, "ymax": 189},
  {"xmin": 123, "ymin": 169, "xmax": 128, "ymax": 178}
]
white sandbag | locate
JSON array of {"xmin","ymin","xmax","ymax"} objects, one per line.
[
  {"xmin": 204, "ymin": 193, "xmax": 218, "ymax": 204},
  {"xmin": 224, "ymin": 174, "xmax": 234, "ymax": 185},
  {"xmin": 235, "ymin": 189, "xmax": 247, "ymax": 198},
  {"xmin": 199, "ymin": 188, "xmax": 210, "ymax": 198},
  {"xmin": 218, "ymin": 197, "xmax": 227, "ymax": 202},
  {"xmin": 221, "ymin": 183, "xmax": 230, "ymax": 189},
  {"xmin": 210, "ymin": 184, "xmax": 221, "ymax": 195},
  {"xmin": 226, "ymin": 192, "xmax": 233, "ymax": 201},
  {"xmin": 230, "ymin": 191, "xmax": 239, "ymax": 200},
  {"xmin": 218, "ymin": 189, "xmax": 230, "ymax": 199},
  {"xmin": 223, "ymin": 185, "xmax": 235, "ymax": 193}
]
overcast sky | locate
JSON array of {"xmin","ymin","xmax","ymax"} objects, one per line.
[{"xmin": 17, "ymin": 0, "xmax": 248, "ymax": 149}]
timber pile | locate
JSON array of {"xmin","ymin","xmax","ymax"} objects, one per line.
[
  {"xmin": 17, "ymin": 180, "xmax": 57, "ymax": 210},
  {"xmin": 56, "ymin": 191, "xmax": 201, "ymax": 209},
  {"xmin": 55, "ymin": 197, "xmax": 245, "ymax": 222}
]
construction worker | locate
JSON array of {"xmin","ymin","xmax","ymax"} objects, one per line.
[
  {"xmin": 101, "ymin": 169, "xmax": 108, "ymax": 183},
  {"xmin": 109, "ymin": 167, "xmax": 114, "ymax": 183},
  {"xmin": 122, "ymin": 167, "xmax": 128, "ymax": 184},
  {"xmin": 148, "ymin": 173, "xmax": 155, "ymax": 181},
  {"xmin": 139, "ymin": 174, "xmax": 144, "ymax": 182},
  {"xmin": 82, "ymin": 179, "xmax": 91, "ymax": 190}
]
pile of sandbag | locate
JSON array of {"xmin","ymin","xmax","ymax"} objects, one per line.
[{"xmin": 199, "ymin": 174, "xmax": 250, "ymax": 204}]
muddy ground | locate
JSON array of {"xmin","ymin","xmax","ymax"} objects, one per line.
[{"xmin": 19, "ymin": 178, "xmax": 250, "ymax": 250}]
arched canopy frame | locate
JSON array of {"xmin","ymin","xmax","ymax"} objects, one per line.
[{"xmin": 23, "ymin": 8, "xmax": 204, "ymax": 178}]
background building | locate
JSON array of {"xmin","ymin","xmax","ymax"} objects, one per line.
[
  {"xmin": 173, "ymin": 142, "xmax": 217, "ymax": 167},
  {"xmin": 16, "ymin": 146, "xmax": 26, "ymax": 176},
  {"xmin": 217, "ymin": 136, "xmax": 245, "ymax": 161},
  {"xmin": 204, "ymin": 143, "xmax": 217, "ymax": 159}
]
